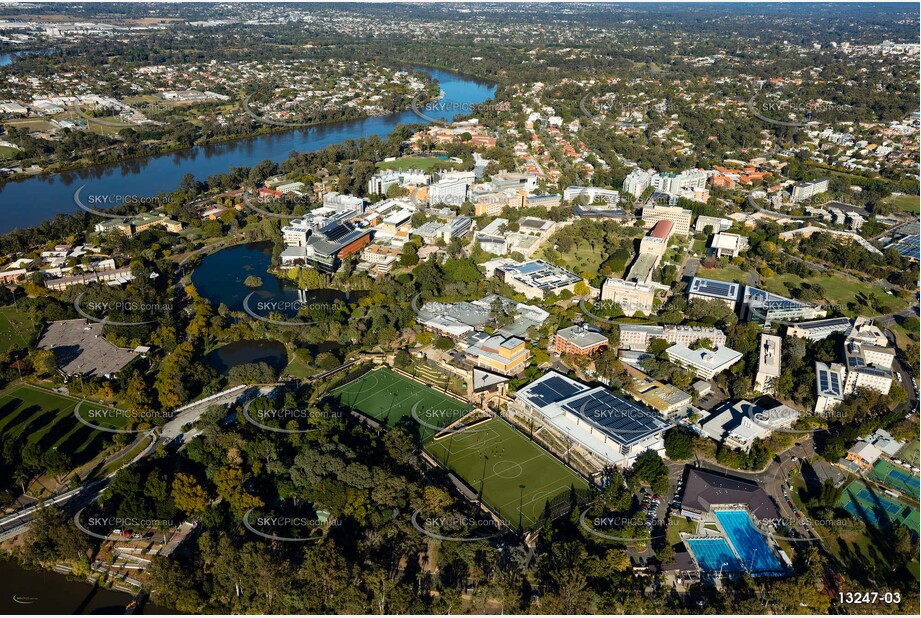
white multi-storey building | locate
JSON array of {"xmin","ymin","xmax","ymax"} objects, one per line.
[
  {"xmin": 428, "ymin": 179, "xmax": 469, "ymax": 205},
  {"xmin": 564, "ymin": 186, "xmax": 621, "ymax": 205},
  {"xmin": 618, "ymin": 324, "xmax": 727, "ymax": 351},
  {"xmin": 754, "ymin": 335, "xmax": 782, "ymax": 395},
  {"xmin": 791, "ymin": 178, "xmax": 830, "ymax": 202},
  {"xmin": 623, "ymin": 169, "xmax": 653, "ymax": 197},
  {"xmin": 665, "ymin": 344, "xmax": 744, "ymax": 380},
  {"xmin": 815, "ymin": 362, "xmax": 846, "ymax": 416},
  {"xmin": 651, "ymin": 169, "xmax": 708, "ymax": 196},
  {"xmin": 367, "ymin": 169, "xmax": 430, "ymax": 195}
]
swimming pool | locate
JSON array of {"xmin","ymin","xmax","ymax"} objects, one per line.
[
  {"xmin": 715, "ymin": 510, "xmax": 785, "ymax": 575},
  {"xmin": 686, "ymin": 538, "xmax": 743, "ymax": 573}
]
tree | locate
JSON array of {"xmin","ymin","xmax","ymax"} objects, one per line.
[
  {"xmin": 30, "ymin": 349, "xmax": 57, "ymax": 377},
  {"xmin": 243, "ymin": 275, "xmax": 263, "ymax": 288},
  {"xmin": 604, "ymin": 548, "xmax": 631, "ymax": 573},
  {"xmin": 394, "ymin": 350, "xmax": 412, "ymax": 369},
  {"xmin": 435, "ymin": 336, "xmax": 454, "ymax": 352},
  {"xmin": 664, "ymin": 428, "xmax": 694, "ymax": 461},
  {"xmin": 213, "ymin": 466, "xmax": 264, "ymax": 514},
  {"xmin": 19, "ymin": 506, "xmax": 91, "ymax": 569},
  {"xmin": 172, "ymin": 473, "xmax": 210, "ymax": 516},
  {"xmin": 632, "ymin": 451, "xmax": 669, "ymax": 494}
]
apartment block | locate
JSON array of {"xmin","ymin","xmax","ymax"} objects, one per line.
[{"xmin": 791, "ymin": 178, "xmax": 830, "ymax": 203}]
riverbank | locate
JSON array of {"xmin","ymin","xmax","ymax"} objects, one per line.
[
  {"xmin": 0, "ymin": 557, "xmax": 171, "ymax": 614},
  {"xmin": 0, "ymin": 95, "xmax": 434, "ymax": 187},
  {"xmin": 0, "ymin": 66, "xmax": 495, "ymax": 235}
]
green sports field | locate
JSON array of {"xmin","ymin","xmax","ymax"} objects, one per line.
[
  {"xmin": 0, "ymin": 384, "xmax": 119, "ymax": 465},
  {"xmin": 424, "ymin": 418, "xmax": 590, "ymax": 529},
  {"xmin": 0, "ymin": 305, "xmax": 32, "ymax": 354},
  {"xmin": 376, "ymin": 156, "xmax": 457, "ymax": 173},
  {"xmin": 330, "ymin": 367, "xmax": 471, "ymax": 440}
]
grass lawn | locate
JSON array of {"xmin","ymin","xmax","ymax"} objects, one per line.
[
  {"xmin": 897, "ymin": 441, "xmax": 920, "ymax": 468},
  {"xmin": 537, "ymin": 240, "xmax": 609, "ymax": 278},
  {"xmin": 97, "ymin": 435, "xmax": 154, "ymax": 477},
  {"xmin": 757, "ymin": 272, "xmax": 909, "ymax": 316},
  {"xmin": 695, "ymin": 265, "xmax": 749, "ymax": 284},
  {"xmin": 424, "ymin": 417, "xmax": 589, "ymax": 529},
  {"xmin": 884, "ymin": 194, "xmax": 920, "ymax": 215},
  {"xmin": 0, "ymin": 145, "xmax": 19, "ymax": 160},
  {"xmin": 86, "ymin": 122, "xmax": 131, "ymax": 137},
  {"xmin": 3, "ymin": 118, "xmax": 56, "ymax": 132},
  {"xmin": 330, "ymin": 367, "xmax": 471, "ymax": 440},
  {"xmin": 0, "ymin": 305, "xmax": 32, "ymax": 353},
  {"xmin": 667, "ymin": 514, "xmax": 698, "ymax": 545},
  {"xmin": 377, "ymin": 156, "xmax": 457, "ymax": 173},
  {"xmin": 283, "ymin": 352, "xmax": 313, "ymax": 379},
  {"xmin": 0, "ymin": 384, "xmax": 119, "ymax": 465}
]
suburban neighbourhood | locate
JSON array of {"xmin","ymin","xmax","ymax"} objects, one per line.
[{"xmin": 0, "ymin": 2, "xmax": 918, "ymax": 616}]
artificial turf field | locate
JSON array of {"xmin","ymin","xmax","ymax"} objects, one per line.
[
  {"xmin": 424, "ymin": 417, "xmax": 590, "ymax": 529},
  {"xmin": 329, "ymin": 367, "xmax": 471, "ymax": 440},
  {"xmin": 0, "ymin": 384, "xmax": 119, "ymax": 464}
]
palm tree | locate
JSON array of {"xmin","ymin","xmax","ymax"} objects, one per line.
[{"xmin": 13, "ymin": 468, "xmax": 31, "ymax": 496}]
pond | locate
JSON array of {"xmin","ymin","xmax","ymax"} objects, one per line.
[
  {"xmin": 190, "ymin": 241, "xmax": 364, "ymax": 315},
  {"xmin": 205, "ymin": 339, "xmax": 289, "ymax": 374}
]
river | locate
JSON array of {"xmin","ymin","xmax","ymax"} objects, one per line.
[
  {"xmin": 0, "ymin": 67, "xmax": 492, "ymax": 603},
  {"xmin": 0, "ymin": 67, "xmax": 495, "ymax": 234},
  {"xmin": 0, "ymin": 559, "xmax": 171, "ymax": 614}
]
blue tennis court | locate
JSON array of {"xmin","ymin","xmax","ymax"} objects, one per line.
[
  {"xmin": 870, "ymin": 460, "xmax": 920, "ymax": 499},
  {"xmin": 838, "ymin": 482, "xmax": 915, "ymax": 530},
  {"xmin": 716, "ymin": 510, "xmax": 785, "ymax": 576},
  {"xmin": 686, "ymin": 538, "xmax": 743, "ymax": 573}
]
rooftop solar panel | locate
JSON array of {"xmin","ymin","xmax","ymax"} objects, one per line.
[
  {"xmin": 563, "ymin": 389, "xmax": 668, "ymax": 445},
  {"xmin": 526, "ymin": 375, "xmax": 586, "ymax": 408},
  {"xmin": 691, "ymin": 277, "xmax": 739, "ymax": 300}
]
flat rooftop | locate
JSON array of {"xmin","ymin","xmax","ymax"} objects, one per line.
[
  {"xmin": 758, "ymin": 334, "xmax": 782, "ymax": 377},
  {"xmin": 37, "ymin": 319, "xmax": 139, "ymax": 378},
  {"xmin": 556, "ymin": 325, "xmax": 608, "ymax": 349},
  {"xmin": 688, "ymin": 277, "xmax": 740, "ymax": 302}
]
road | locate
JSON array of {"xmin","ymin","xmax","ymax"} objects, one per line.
[{"xmin": 0, "ymin": 384, "xmax": 269, "ymax": 541}]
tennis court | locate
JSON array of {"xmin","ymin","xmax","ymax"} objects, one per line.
[
  {"xmin": 423, "ymin": 417, "xmax": 590, "ymax": 529},
  {"xmin": 869, "ymin": 460, "xmax": 920, "ymax": 499},
  {"xmin": 838, "ymin": 481, "xmax": 919, "ymax": 534},
  {"xmin": 330, "ymin": 367, "xmax": 471, "ymax": 440}
]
